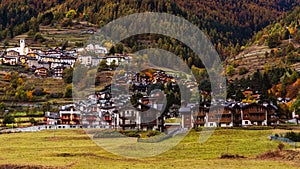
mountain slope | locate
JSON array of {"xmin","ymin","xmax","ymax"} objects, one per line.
[
  {"xmin": 225, "ymin": 6, "xmax": 300, "ymax": 100},
  {"xmin": 227, "ymin": 6, "xmax": 300, "ymax": 79},
  {"xmin": 1, "ymin": 0, "xmax": 300, "ymax": 59},
  {"xmin": 0, "ymin": 0, "xmax": 66, "ymax": 39},
  {"xmin": 44, "ymin": 0, "xmax": 300, "ymax": 58},
  {"xmin": 177, "ymin": 0, "xmax": 300, "ymax": 45}
]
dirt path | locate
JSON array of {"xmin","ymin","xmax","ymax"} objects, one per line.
[{"xmin": 256, "ymin": 150, "xmax": 300, "ymax": 167}]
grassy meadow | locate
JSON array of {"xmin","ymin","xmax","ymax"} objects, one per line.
[{"xmin": 0, "ymin": 128, "xmax": 298, "ymax": 169}]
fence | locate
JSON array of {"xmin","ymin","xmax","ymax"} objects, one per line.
[
  {"xmin": 269, "ymin": 135, "xmax": 297, "ymax": 148},
  {"xmin": 0, "ymin": 125, "xmax": 83, "ymax": 133}
]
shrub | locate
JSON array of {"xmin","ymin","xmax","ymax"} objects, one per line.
[
  {"xmin": 49, "ymin": 92, "xmax": 63, "ymax": 98},
  {"xmin": 284, "ymin": 131, "xmax": 300, "ymax": 142},
  {"xmin": 146, "ymin": 130, "xmax": 160, "ymax": 137},
  {"xmin": 278, "ymin": 143, "xmax": 284, "ymax": 151},
  {"xmin": 226, "ymin": 65, "xmax": 235, "ymax": 76},
  {"xmin": 267, "ymin": 33, "xmax": 281, "ymax": 48},
  {"xmin": 3, "ymin": 113, "xmax": 15, "ymax": 126},
  {"xmin": 33, "ymin": 88, "xmax": 45, "ymax": 96},
  {"xmin": 118, "ymin": 130, "xmax": 139, "ymax": 137},
  {"xmin": 221, "ymin": 154, "xmax": 245, "ymax": 159},
  {"xmin": 93, "ymin": 130, "xmax": 126, "ymax": 138},
  {"xmin": 238, "ymin": 67, "xmax": 249, "ymax": 75},
  {"xmin": 33, "ymin": 33, "xmax": 46, "ymax": 42},
  {"xmin": 64, "ymin": 84, "xmax": 73, "ymax": 98}
]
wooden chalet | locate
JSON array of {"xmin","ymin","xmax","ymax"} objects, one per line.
[
  {"xmin": 59, "ymin": 105, "xmax": 81, "ymax": 125},
  {"xmin": 118, "ymin": 102, "xmax": 162, "ymax": 131},
  {"xmin": 205, "ymin": 105, "xmax": 235, "ymax": 127},
  {"xmin": 192, "ymin": 105, "xmax": 207, "ymax": 128},
  {"xmin": 34, "ymin": 67, "xmax": 48, "ymax": 77}
]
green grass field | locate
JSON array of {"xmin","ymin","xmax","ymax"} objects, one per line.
[{"xmin": 0, "ymin": 129, "xmax": 298, "ymax": 169}]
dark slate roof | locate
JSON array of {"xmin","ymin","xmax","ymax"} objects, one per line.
[
  {"xmin": 179, "ymin": 107, "xmax": 191, "ymax": 113},
  {"xmin": 45, "ymin": 112, "xmax": 60, "ymax": 119},
  {"xmin": 148, "ymin": 103, "xmax": 164, "ymax": 112}
]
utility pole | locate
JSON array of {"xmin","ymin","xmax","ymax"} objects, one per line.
[{"xmin": 53, "ymin": 121, "xmax": 56, "ymax": 138}]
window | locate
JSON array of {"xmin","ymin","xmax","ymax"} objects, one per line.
[{"xmin": 245, "ymin": 121, "xmax": 248, "ymax": 124}]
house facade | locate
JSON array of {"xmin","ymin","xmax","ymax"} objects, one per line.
[
  {"xmin": 179, "ymin": 107, "xmax": 193, "ymax": 129},
  {"xmin": 34, "ymin": 67, "xmax": 48, "ymax": 77},
  {"xmin": 59, "ymin": 104, "xmax": 81, "ymax": 125},
  {"xmin": 44, "ymin": 112, "xmax": 60, "ymax": 125},
  {"xmin": 118, "ymin": 102, "xmax": 162, "ymax": 131},
  {"xmin": 205, "ymin": 105, "xmax": 234, "ymax": 127},
  {"xmin": 192, "ymin": 106, "xmax": 207, "ymax": 128},
  {"xmin": 193, "ymin": 103, "xmax": 279, "ymax": 128}
]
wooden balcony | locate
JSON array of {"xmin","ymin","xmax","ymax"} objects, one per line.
[
  {"xmin": 246, "ymin": 111, "xmax": 265, "ymax": 114},
  {"xmin": 72, "ymin": 116, "xmax": 80, "ymax": 121},
  {"xmin": 193, "ymin": 112, "xmax": 206, "ymax": 117},
  {"xmin": 219, "ymin": 118, "xmax": 232, "ymax": 123},
  {"xmin": 141, "ymin": 122, "xmax": 156, "ymax": 126},
  {"xmin": 120, "ymin": 123, "xmax": 136, "ymax": 127},
  {"xmin": 269, "ymin": 117, "xmax": 278, "ymax": 122},
  {"xmin": 249, "ymin": 117, "xmax": 265, "ymax": 121},
  {"xmin": 208, "ymin": 118, "xmax": 232, "ymax": 123},
  {"xmin": 104, "ymin": 117, "xmax": 112, "ymax": 121},
  {"xmin": 61, "ymin": 116, "xmax": 70, "ymax": 120},
  {"xmin": 194, "ymin": 119, "xmax": 205, "ymax": 124}
]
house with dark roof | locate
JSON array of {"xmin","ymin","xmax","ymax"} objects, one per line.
[
  {"xmin": 191, "ymin": 102, "xmax": 279, "ymax": 128},
  {"xmin": 53, "ymin": 66, "xmax": 65, "ymax": 78},
  {"xmin": 59, "ymin": 104, "xmax": 81, "ymax": 125},
  {"xmin": 81, "ymin": 103, "xmax": 102, "ymax": 128},
  {"xmin": 44, "ymin": 112, "xmax": 60, "ymax": 125},
  {"xmin": 117, "ymin": 102, "xmax": 163, "ymax": 131},
  {"xmin": 205, "ymin": 105, "xmax": 235, "ymax": 127},
  {"xmin": 1, "ymin": 55, "xmax": 19, "ymax": 65},
  {"xmin": 27, "ymin": 57, "xmax": 39, "ymax": 68},
  {"xmin": 230, "ymin": 103, "xmax": 278, "ymax": 126},
  {"xmin": 34, "ymin": 67, "xmax": 48, "ymax": 77},
  {"xmin": 192, "ymin": 105, "xmax": 208, "ymax": 128},
  {"xmin": 179, "ymin": 107, "xmax": 193, "ymax": 129}
]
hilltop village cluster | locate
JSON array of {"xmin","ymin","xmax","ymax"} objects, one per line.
[
  {"xmin": 0, "ymin": 39, "xmax": 295, "ymax": 131},
  {"xmin": 0, "ymin": 39, "xmax": 129, "ymax": 78}
]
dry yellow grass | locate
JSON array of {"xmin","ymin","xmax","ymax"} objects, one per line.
[{"xmin": 0, "ymin": 129, "xmax": 298, "ymax": 169}]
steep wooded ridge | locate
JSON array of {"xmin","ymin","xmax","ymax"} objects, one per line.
[
  {"xmin": 0, "ymin": 0, "xmax": 66, "ymax": 39},
  {"xmin": 227, "ymin": 6, "xmax": 300, "ymax": 79},
  {"xmin": 0, "ymin": 0, "xmax": 299, "ymax": 59},
  {"xmin": 226, "ymin": 6, "xmax": 300, "ymax": 102},
  {"xmin": 177, "ymin": 0, "xmax": 299, "ymax": 54}
]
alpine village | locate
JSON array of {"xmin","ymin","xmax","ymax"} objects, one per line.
[{"xmin": 1, "ymin": 1, "xmax": 300, "ymax": 169}]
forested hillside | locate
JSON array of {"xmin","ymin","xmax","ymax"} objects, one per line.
[
  {"xmin": 0, "ymin": 0, "xmax": 66, "ymax": 39},
  {"xmin": 227, "ymin": 6, "xmax": 300, "ymax": 80},
  {"xmin": 1, "ymin": 0, "xmax": 299, "ymax": 59},
  {"xmin": 225, "ymin": 6, "xmax": 300, "ymax": 105}
]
